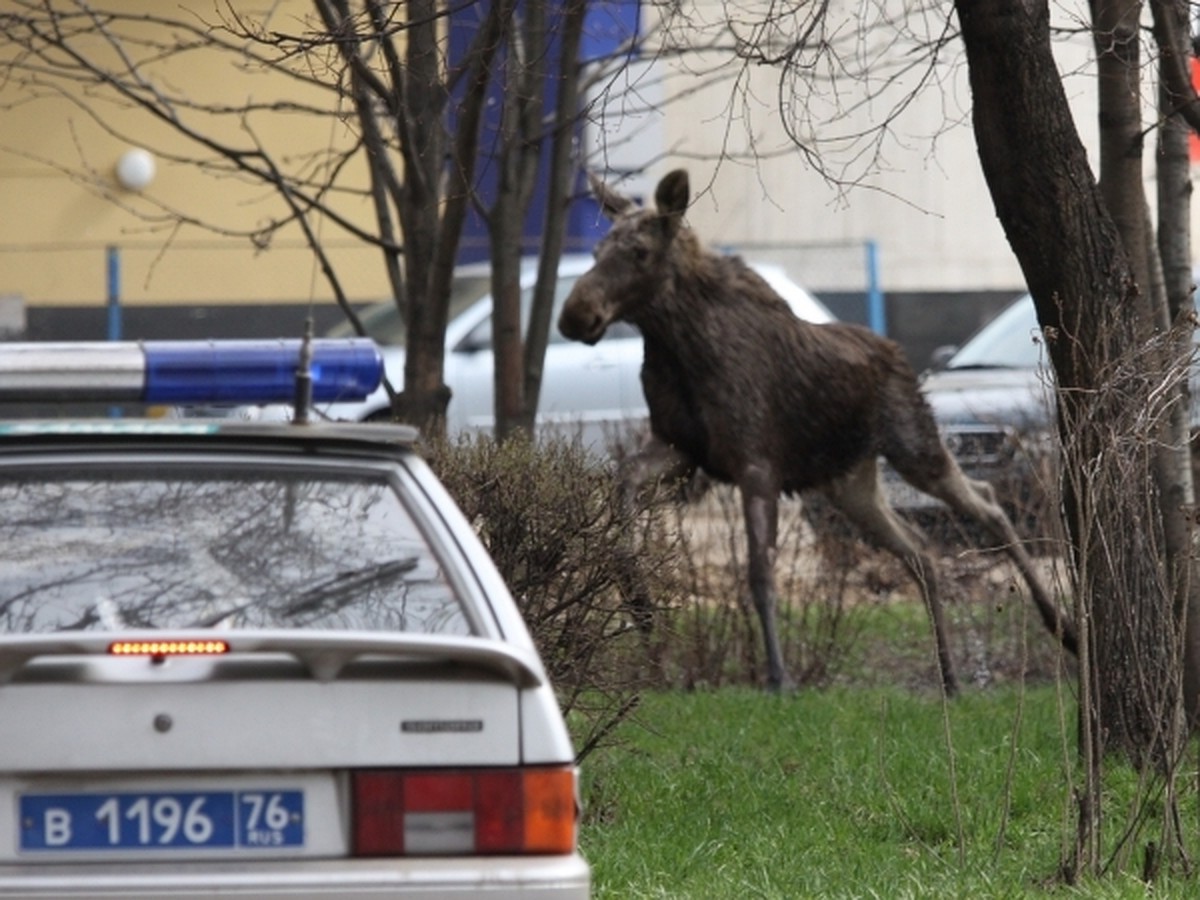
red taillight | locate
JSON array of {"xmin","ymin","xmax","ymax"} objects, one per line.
[
  {"xmin": 351, "ymin": 767, "xmax": 577, "ymax": 857},
  {"xmin": 352, "ymin": 771, "xmax": 407, "ymax": 856}
]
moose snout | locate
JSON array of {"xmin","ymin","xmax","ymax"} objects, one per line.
[{"xmin": 558, "ymin": 299, "xmax": 606, "ymax": 345}]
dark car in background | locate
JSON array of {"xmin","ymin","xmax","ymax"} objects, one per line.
[
  {"xmin": 890, "ymin": 290, "xmax": 1200, "ymax": 531},
  {"xmin": 885, "ymin": 294, "xmax": 1054, "ymax": 519}
]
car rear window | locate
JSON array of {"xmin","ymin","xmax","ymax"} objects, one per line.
[{"xmin": 0, "ymin": 465, "xmax": 472, "ymax": 636}]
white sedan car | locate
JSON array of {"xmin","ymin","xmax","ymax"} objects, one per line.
[
  {"xmin": 265, "ymin": 254, "xmax": 835, "ymax": 449},
  {"xmin": 0, "ymin": 341, "xmax": 589, "ymax": 898}
]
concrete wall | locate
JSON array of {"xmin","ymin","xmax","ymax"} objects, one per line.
[{"xmin": 0, "ymin": 1, "xmax": 1187, "ymax": 366}]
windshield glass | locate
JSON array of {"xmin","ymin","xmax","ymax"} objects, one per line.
[
  {"xmin": 326, "ymin": 275, "xmax": 493, "ymax": 345},
  {"xmin": 0, "ymin": 464, "xmax": 471, "ymax": 636},
  {"xmin": 948, "ymin": 295, "xmax": 1045, "ymax": 370}
]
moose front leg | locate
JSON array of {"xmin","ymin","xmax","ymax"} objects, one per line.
[{"xmin": 741, "ymin": 471, "xmax": 793, "ymax": 692}]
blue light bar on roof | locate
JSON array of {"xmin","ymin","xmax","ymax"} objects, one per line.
[{"xmin": 0, "ymin": 339, "xmax": 383, "ymax": 404}]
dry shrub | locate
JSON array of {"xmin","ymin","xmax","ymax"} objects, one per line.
[
  {"xmin": 423, "ymin": 431, "xmax": 685, "ymax": 761},
  {"xmin": 425, "ymin": 431, "xmax": 859, "ymax": 702}
]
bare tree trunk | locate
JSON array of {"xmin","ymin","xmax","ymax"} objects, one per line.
[
  {"xmin": 1153, "ymin": 0, "xmax": 1200, "ymax": 727},
  {"xmin": 488, "ymin": 0, "xmax": 589, "ymax": 441},
  {"xmin": 1145, "ymin": 0, "xmax": 1200, "ymax": 866},
  {"xmin": 312, "ymin": 0, "xmax": 406, "ymax": 409},
  {"xmin": 955, "ymin": 3, "xmax": 1109, "ymax": 870},
  {"xmin": 524, "ymin": 0, "xmax": 589, "ymax": 434},
  {"xmin": 1094, "ymin": 0, "xmax": 1150, "ymax": 290},
  {"xmin": 1085, "ymin": 0, "xmax": 1184, "ymax": 769},
  {"xmin": 392, "ymin": 0, "xmax": 452, "ymax": 431},
  {"xmin": 954, "ymin": 9, "xmax": 1189, "ymax": 876},
  {"xmin": 396, "ymin": 0, "xmax": 508, "ymax": 435},
  {"xmin": 959, "ymin": 0, "xmax": 1200, "ymax": 870},
  {"xmin": 490, "ymin": 0, "xmax": 552, "ymax": 441}
]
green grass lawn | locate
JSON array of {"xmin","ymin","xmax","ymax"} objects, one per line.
[{"xmin": 579, "ymin": 686, "xmax": 1198, "ymax": 898}]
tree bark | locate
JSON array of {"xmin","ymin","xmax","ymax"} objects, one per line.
[
  {"xmin": 392, "ymin": 0, "xmax": 451, "ymax": 431},
  {"xmin": 1094, "ymin": 0, "xmax": 1150, "ymax": 290},
  {"xmin": 395, "ymin": 0, "xmax": 507, "ymax": 434},
  {"xmin": 1086, "ymin": 0, "xmax": 1185, "ymax": 768}
]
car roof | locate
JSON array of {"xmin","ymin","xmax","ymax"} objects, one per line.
[
  {"xmin": 0, "ymin": 419, "xmax": 421, "ymax": 458},
  {"xmin": 452, "ymin": 253, "xmax": 596, "ymax": 279},
  {"xmin": 331, "ymin": 253, "xmax": 835, "ymax": 344}
]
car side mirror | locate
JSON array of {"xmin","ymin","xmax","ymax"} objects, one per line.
[
  {"xmin": 929, "ymin": 345, "xmax": 958, "ymax": 371},
  {"xmin": 454, "ymin": 322, "xmax": 493, "ymax": 355},
  {"xmin": 455, "ymin": 336, "xmax": 489, "ymax": 354}
]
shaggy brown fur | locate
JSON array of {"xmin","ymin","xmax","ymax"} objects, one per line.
[{"xmin": 559, "ymin": 169, "xmax": 1076, "ymax": 693}]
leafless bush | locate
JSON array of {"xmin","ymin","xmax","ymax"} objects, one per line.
[{"xmin": 424, "ymin": 432, "xmax": 686, "ymax": 762}]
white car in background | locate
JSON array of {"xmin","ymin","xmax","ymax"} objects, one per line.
[{"xmin": 252, "ymin": 254, "xmax": 836, "ymax": 450}]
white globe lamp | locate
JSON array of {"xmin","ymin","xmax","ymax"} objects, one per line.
[{"xmin": 115, "ymin": 148, "xmax": 156, "ymax": 192}]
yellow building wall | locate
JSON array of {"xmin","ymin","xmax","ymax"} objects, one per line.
[{"xmin": 0, "ymin": 1, "xmax": 392, "ymax": 312}]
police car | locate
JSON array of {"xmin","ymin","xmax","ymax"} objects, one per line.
[{"xmin": 0, "ymin": 340, "xmax": 589, "ymax": 898}]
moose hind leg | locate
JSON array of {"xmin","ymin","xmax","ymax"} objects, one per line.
[
  {"xmin": 907, "ymin": 457, "xmax": 1077, "ymax": 655},
  {"xmin": 820, "ymin": 458, "xmax": 959, "ymax": 696}
]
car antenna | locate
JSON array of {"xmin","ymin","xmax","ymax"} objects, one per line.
[{"xmin": 293, "ymin": 318, "xmax": 314, "ymax": 425}]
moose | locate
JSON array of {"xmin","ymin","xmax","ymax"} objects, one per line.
[{"xmin": 558, "ymin": 169, "xmax": 1077, "ymax": 694}]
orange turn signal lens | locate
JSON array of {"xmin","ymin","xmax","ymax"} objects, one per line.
[{"xmin": 108, "ymin": 640, "xmax": 230, "ymax": 657}]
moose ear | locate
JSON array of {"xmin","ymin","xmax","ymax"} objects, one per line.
[
  {"xmin": 654, "ymin": 169, "xmax": 689, "ymax": 242},
  {"xmin": 588, "ymin": 171, "xmax": 635, "ymax": 220},
  {"xmin": 654, "ymin": 170, "xmax": 690, "ymax": 217}
]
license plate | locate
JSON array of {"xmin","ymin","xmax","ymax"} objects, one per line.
[{"xmin": 19, "ymin": 790, "xmax": 304, "ymax": 851}]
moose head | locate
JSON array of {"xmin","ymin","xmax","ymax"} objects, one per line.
[{"xmin": 557, "ymin": 170, "xmax": 694, "ymax": 345}]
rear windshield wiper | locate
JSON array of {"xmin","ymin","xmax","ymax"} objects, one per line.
[{"xmin": 281, "ymin": 556, "xmax": 420, "ymax": 618}]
